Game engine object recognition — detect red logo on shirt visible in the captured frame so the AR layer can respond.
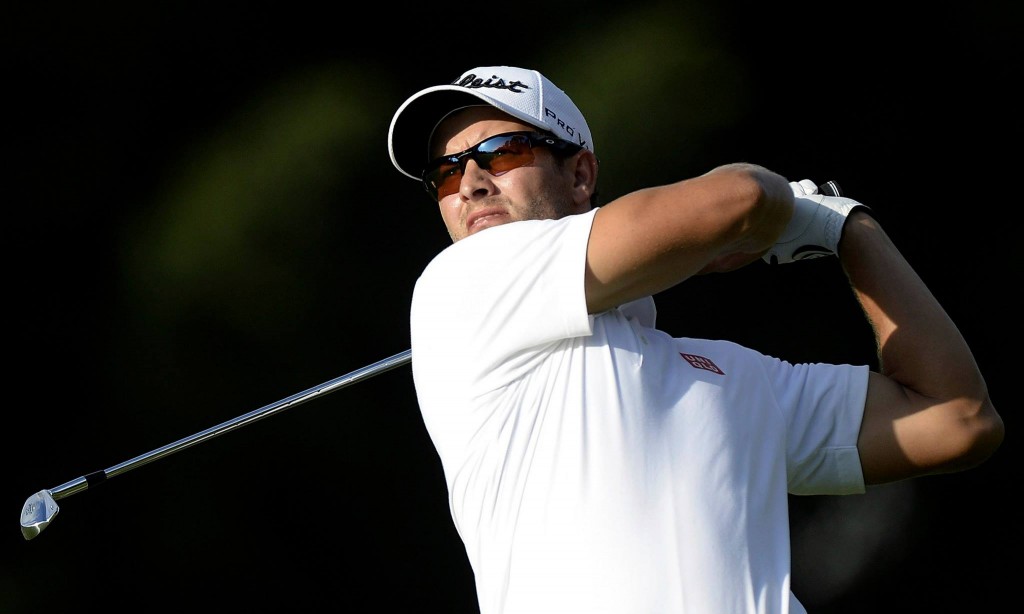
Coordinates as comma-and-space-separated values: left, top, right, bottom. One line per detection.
679, 353, 724, 375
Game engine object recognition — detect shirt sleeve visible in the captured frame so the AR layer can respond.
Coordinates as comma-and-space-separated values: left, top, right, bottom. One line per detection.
770, 358, 870, 495
410, 210, 598, 397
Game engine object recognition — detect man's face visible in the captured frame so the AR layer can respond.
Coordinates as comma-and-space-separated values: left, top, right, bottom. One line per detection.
428, 106, 590, 242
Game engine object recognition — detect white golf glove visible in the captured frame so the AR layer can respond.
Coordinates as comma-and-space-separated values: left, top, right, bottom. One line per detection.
762, 179, 870, 265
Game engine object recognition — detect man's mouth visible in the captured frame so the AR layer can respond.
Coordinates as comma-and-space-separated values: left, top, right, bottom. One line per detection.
467, 209, 509, 233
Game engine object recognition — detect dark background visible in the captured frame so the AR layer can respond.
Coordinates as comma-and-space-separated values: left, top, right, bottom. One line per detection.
4, 2, 1018, 612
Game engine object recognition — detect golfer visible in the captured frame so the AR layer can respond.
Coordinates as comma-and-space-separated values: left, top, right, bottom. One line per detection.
386, 65, 1003, 613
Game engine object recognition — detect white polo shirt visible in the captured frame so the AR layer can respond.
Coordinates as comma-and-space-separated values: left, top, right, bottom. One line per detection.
409, 208, 868, 614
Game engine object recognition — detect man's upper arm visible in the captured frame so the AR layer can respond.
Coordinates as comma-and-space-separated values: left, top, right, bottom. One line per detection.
584, 168, 790, 313
857, 371, 998, 484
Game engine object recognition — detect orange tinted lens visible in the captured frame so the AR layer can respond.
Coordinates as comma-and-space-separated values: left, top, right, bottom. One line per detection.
433, 163, 462, 200
477, 135, 533, 171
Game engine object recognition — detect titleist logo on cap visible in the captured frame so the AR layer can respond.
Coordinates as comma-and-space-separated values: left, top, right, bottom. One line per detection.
451, 72, 588, 149
453, 73, 530, 93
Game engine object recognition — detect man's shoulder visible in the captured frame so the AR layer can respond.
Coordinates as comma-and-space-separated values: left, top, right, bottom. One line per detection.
424, 212, 596, 273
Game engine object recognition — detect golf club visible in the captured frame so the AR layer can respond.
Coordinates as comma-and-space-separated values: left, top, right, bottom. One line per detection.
20, 348, 412, 540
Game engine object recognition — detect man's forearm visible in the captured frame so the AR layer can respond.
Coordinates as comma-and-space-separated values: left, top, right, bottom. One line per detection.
839, 210, 1002, 480
839, 211, 983, 397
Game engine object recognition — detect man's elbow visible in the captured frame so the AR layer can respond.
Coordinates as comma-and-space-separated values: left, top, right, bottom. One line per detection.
943, 396, 1004, 472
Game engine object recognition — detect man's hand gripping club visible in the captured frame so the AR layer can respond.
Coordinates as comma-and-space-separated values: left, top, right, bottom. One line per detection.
763, 179, 871, 265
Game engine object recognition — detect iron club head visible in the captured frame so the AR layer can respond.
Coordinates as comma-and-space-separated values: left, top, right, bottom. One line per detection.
21, 490, 59, 540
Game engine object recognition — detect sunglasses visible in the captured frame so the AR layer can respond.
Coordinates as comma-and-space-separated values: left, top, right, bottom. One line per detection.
421, 131, 583, 201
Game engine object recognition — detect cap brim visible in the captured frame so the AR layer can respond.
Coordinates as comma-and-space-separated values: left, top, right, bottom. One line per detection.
388, 86, 542, 181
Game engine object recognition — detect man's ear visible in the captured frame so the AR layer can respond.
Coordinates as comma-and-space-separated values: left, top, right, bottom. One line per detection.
571, 150, 599, 210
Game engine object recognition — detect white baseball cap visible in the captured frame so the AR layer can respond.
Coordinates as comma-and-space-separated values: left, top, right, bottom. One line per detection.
388, 66, 594, 181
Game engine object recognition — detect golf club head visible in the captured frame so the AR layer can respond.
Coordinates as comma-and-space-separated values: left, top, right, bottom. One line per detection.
21, 489, 59, 540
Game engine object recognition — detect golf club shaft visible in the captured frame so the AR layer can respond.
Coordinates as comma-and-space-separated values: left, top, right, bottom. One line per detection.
44, 349, 412, 502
